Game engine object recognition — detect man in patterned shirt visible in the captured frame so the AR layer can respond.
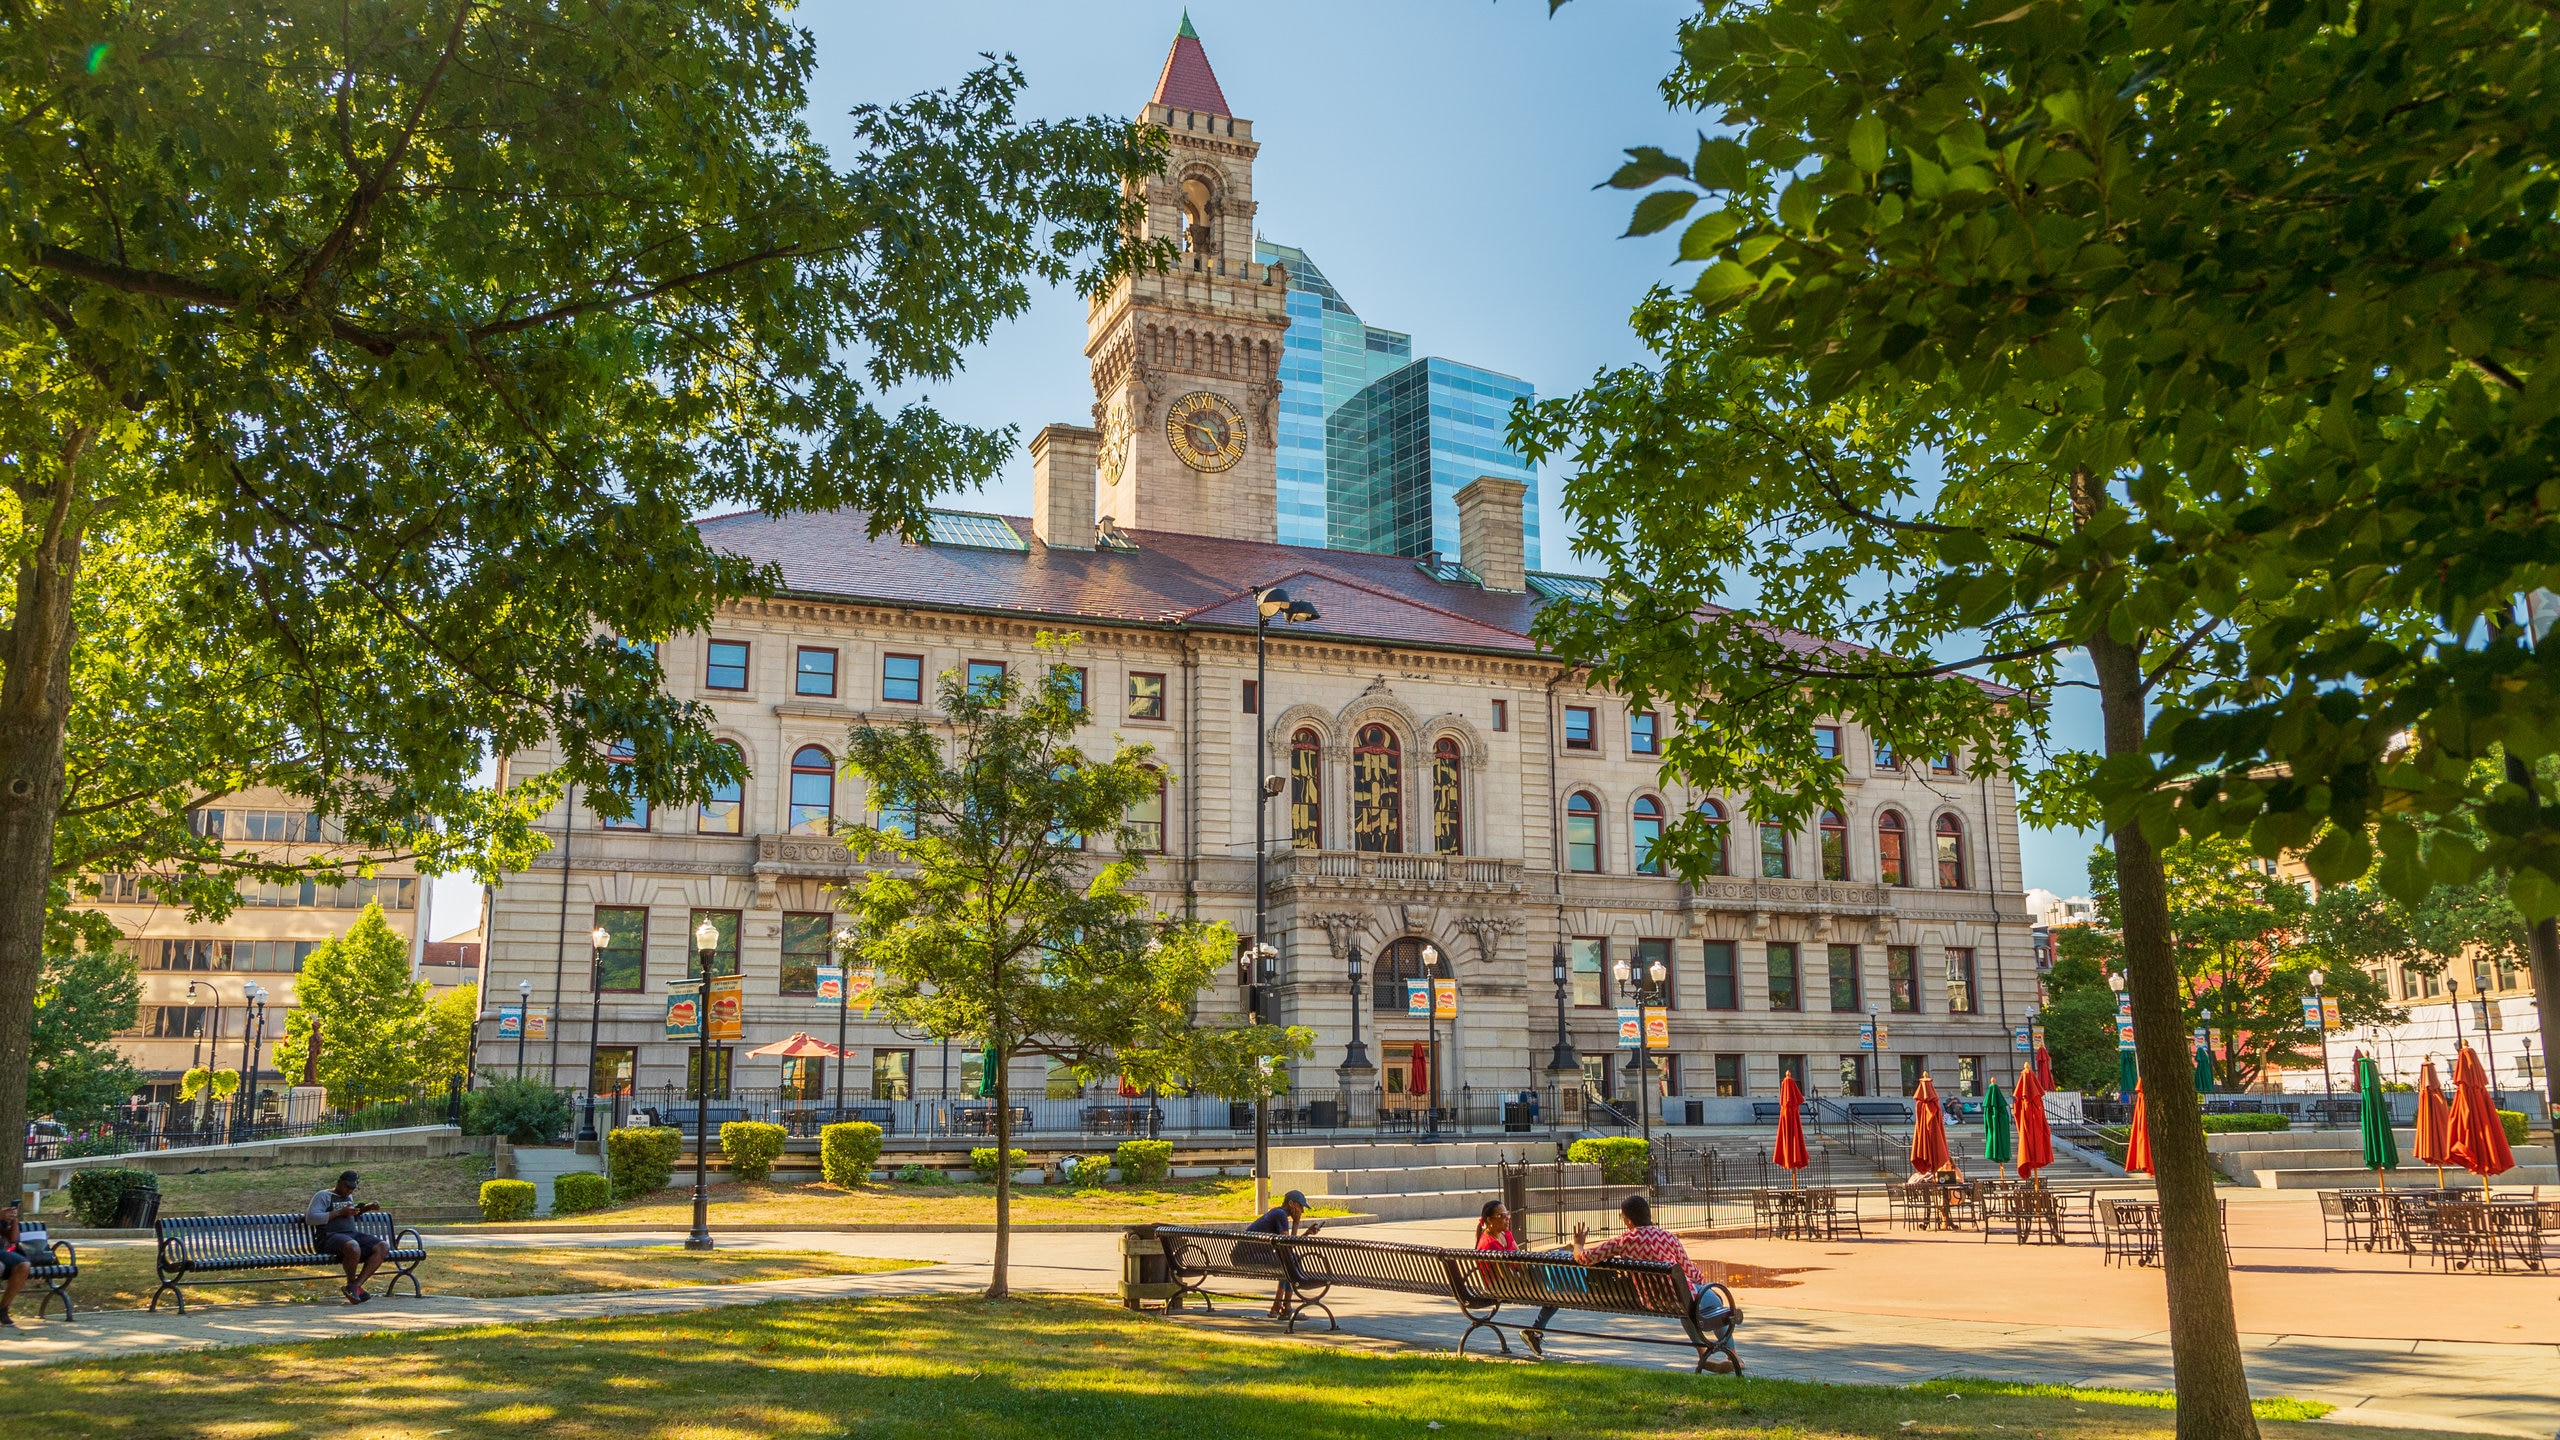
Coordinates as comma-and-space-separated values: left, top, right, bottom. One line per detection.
1521, 1194, 1713, 1358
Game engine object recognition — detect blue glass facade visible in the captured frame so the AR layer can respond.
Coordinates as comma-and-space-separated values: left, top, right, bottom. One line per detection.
1256, 240, 1536, 569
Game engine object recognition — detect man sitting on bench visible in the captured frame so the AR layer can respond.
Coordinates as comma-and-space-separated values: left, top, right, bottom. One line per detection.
308, 1170, 389, 1304
1521, 1195, 1712, 1358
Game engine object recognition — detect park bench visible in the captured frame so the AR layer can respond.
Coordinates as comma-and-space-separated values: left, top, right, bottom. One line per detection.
1845, 1100, 1910, 1123
152, 1212, 425, 1315
12, 1221, 79, 1320
1748, 1100, 1812, 1124
1145, 1226, 1744, 1374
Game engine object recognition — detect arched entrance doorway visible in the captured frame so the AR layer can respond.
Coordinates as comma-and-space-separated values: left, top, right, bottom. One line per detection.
1370, 937, 1443, 1124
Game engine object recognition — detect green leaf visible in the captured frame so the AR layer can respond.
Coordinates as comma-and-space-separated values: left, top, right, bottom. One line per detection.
1625, 189, 1699, 237
1689, 260, 1757, 307
1692, 136, 1753, 190
1849, 112, 1887, 174
1678, 210, 1743, 260
1778, 178, 1818, 234
1604, 145, 1692, 190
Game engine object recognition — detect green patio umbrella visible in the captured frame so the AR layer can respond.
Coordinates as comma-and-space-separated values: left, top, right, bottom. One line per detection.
975, 1044, 1000, 1098
2118, 1048, 2138, 1102
1982, 1079, 2015, 1178
2357, 1053, 2400, 1191
2193, 1042, 2218, 1095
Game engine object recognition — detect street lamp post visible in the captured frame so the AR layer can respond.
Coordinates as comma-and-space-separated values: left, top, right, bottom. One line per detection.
1248, 583, 1319, 1212
686, 918, 719, 1251
2308, 968, 2334, 1126
579, 924, 609, 1148
1614, 953, 1668, 1172
2473, 982, 2503, 1106
1421, 945, 1443, 1137
1546, 945, 1579, 1132
1340, 942, 1371, 1124
234, 983, 268, 1143
833, 926, 855, 1121
2107, 969, 2129, 1112
514, 977, 534, 1081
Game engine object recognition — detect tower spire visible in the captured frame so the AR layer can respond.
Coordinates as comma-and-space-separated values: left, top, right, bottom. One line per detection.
1151, 12, 1230, 116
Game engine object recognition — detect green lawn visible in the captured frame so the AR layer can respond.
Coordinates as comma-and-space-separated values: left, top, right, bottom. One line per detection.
0, 1295, 2462, 1440
60, 1244, 925, 1311
507, 1175, 1349, 1227
145, 1154, 490, 1216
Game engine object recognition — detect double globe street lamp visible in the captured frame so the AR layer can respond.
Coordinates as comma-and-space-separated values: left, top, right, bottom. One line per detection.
685, 917, 721, 1251
1247, 583, 1318, 1211
1614, 952, 1668, 1161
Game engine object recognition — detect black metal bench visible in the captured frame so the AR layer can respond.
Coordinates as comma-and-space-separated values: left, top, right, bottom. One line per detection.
12, 1222, 79, 1320
1151, 1224, 1301, 1313
1749, 1100, 1812, 1124
1846, 1100, 1910, 1122
152, 1212, 425, 1314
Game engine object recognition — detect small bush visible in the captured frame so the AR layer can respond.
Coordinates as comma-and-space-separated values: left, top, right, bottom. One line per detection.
820, 1122, 884, 1188
970, 1147, 1031, 1183
607, 1126, 682, 1201
66, 1167, 155, 1227
2200, 1113, 2291, 1133
550, 1171, 612, 1216
721, 1121, 788, 1182
478, 1179, 537, 1222
58, 1135, 126, 1160
2497, 1110, 2529, 1147
894, 1163, 947, 1185
463, 1077, 572, 1144
1066, 1155, 1112, 1187
1567, 1136, 1652, 1185
1113, 1139, 1174, 1183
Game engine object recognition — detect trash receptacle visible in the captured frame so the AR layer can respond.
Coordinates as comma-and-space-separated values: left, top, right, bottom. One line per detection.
113, 1179, 161, 1229
1120, 1226, 1184, 1310
1228, 1101, 1254, 1131
1503, 1102, 1531, 1133
1683, 1100, 1706, 1127
1306, 1099, 1340, 1129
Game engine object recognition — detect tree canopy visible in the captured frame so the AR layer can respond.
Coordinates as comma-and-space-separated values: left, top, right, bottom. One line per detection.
271, 902, 430, 1110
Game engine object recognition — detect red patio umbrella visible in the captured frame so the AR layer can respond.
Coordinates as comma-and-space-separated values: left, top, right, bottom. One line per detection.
1407, 1040, 1429, 1097
1771, 1072, 1811, 1189
2033, 1044, 2055, 1090
2123, 1080, 2153, 1176
1908, 1075, 1952, 1176
2443, 1044, 2515, 1192
743, 1031, 847, 1058
2014, 1067, 2056, 1186
2413, 1057, 2454, 1187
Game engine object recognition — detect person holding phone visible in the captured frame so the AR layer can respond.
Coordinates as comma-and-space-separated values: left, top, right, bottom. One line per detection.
307, 1170, 389, 1303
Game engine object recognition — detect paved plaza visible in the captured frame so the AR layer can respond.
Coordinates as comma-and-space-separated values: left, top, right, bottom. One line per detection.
2, 1193, 2552, 1437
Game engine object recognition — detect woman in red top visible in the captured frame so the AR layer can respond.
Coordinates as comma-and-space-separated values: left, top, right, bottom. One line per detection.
1475, 1199, 1519, 1252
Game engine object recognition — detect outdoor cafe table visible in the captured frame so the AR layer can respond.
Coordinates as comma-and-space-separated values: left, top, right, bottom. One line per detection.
1981, 1184, 2066, 1245
1758, 1187, 1837, 1240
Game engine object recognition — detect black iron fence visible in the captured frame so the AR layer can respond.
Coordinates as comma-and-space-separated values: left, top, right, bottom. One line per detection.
605, 1082, 1584, 1142
24, 1083, 465, 1162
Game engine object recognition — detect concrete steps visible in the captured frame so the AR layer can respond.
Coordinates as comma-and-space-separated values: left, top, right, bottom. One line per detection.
1268, 1141, 1585, 1222
2209, 1129, 2557, 1188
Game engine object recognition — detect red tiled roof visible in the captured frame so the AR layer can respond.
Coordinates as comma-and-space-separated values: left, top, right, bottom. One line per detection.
1150, 22, 1230, 116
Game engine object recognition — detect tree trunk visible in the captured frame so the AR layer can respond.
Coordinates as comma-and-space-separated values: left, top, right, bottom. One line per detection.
2086, 626, 2262, 1440
2504, 756, 2560, 1165
987, 1044, 1011, 1299
0, 431, 94, 1208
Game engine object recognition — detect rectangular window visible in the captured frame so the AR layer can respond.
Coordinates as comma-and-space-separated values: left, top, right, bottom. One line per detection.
871, 1049, 914, 1101
705, 640, 749, 691
1126, 772, 1166, 852
780, 912, 832, 997
882, 653, 924, 704
1777, 1054, 1807, 1092
1946, 947, 1978, 1014
1839, 1054, 1869, 1097
1630, 712, 1659, 755
780, 1056, 826, 1101
1889, 945, 1921, 1013
1814, 725, 1841, 760
591, 1046, 636, 1098
965, 660, 1006, 697
600, 741, 649, 830
1562, 706, 1596, 751
1660, 1054, 1683, 1098
1827, 944, 1860, 1013
1714, 1054, 1744, 1097
686, 1046, 734, 1100
686, 908, 741, 979
1057, 665, 1088, 715
795, 647, 838, 697
1491, 698, 1508, 732
1240, 679, 1258, 714
1873, 740, 1900, 770
1700, 941, 1738, 1010
593, 906, 647, 993
1900, 1055, 1927, 1097
1570, 937, 1605, 1008
1760, 822, 1791, 879
1958, 1055, 1984, 1097
1930, 754, 1958, 775
1127, 671, 1166, 720
1766, 942, 1800, 1012
1636, 937, 1675, 1010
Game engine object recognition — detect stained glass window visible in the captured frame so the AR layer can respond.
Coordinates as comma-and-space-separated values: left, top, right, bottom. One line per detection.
1431, 737, 1462, 855
1352, 725, 1403, 854
1289, 729, 1322, 849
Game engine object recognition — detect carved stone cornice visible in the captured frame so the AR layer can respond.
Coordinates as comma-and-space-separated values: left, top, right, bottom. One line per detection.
1456, 913, 1525, 967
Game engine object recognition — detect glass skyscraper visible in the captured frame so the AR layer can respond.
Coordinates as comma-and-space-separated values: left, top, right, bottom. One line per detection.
1256, 239, 1537, 569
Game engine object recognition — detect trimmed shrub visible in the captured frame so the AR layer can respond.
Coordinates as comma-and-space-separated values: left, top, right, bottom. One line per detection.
549, 1171, 612, 1216
820, 1122, 884, 1188
1567, 1136, 1652, 1185
894, 1163, 947, 1185
463, 1077, 572, 1144
1113, 1139, 1174, 1184
1066, 1155, 1112, 1187
2200, 1113, 2291, 1133
721, 1121, 788, 1182
607, 1126, 682, 1201
2497, 1110, 2529, 1147
970, 1147, 1031, 1183
58, 1135, 125, 1160
66, 1167, 155, 1227
479, 1179, 537, 1222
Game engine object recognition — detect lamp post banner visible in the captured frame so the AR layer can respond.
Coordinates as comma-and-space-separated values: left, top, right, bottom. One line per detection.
1643, 1007, 1669, 1051
1407, 980, 1429, 1017
816, 966, 844, 1005
497, 1007, 523, 1041
849, 967, 879, 1012
1616, 1007, 1641, 1046
665, 995, 701, 1041
1431, 978, 1458, 1019
708, 975, 744, 1040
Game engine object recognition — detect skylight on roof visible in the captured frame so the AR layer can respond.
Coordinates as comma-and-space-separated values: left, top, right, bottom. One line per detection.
921, 510, 1028, 552
1415, 556, 1482, 587
1527, 572, 1606, 603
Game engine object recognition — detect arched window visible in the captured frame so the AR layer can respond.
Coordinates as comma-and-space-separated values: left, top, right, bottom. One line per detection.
1289, 728, 1323, 850
1632, 796, 1666, 876
1352, 724, 1404, 854
1370, 936, 1437, 1019
1698, 799, 1729, 876
1431, 737, 1463, 855
1819, 808, 1848, 880
1935, 814, 1969, 889
599, 739, 649, 830
788, 745, 835, 836
698, 742, 745, 835
1878, 810, 1910, 887
1759, 818, 1791, 879
1565, 792, 1602, 873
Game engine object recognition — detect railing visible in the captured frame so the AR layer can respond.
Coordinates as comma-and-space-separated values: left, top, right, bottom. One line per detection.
24, 1083, 465, 1162
1266, 850, 1527, 891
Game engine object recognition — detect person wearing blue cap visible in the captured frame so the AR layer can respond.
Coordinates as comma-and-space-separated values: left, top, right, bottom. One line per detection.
1245, 1189, 1310, 1319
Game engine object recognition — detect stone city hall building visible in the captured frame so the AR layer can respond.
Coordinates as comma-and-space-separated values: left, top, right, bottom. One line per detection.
479, 22, 2033, 1127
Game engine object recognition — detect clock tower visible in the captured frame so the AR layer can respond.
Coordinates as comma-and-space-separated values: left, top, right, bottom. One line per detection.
1088, 15, 1290, 543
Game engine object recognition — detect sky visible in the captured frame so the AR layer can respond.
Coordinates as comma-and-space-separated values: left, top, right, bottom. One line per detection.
422, 1, 2101, 934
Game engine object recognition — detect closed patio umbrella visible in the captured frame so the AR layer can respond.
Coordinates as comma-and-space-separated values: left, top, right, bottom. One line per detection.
1908, 1075, 1952, 1175
2123, 1080, 2153, 1176
1771, 1072, 1810, 1189
2014, 1068, 2055, 1186
2117, 1048, 2138, 1103
2356, 1052, 2399, 1192
2444, 1044, 2515, 1193
976, 1044, 1000, 1098
1407, 1040, 1429, 1098
2413, 1058, 2455, 1188
2193, 1042, 2217, 1095
1982, 1079, 2015, 1178
2034, 1044, 2054, 1090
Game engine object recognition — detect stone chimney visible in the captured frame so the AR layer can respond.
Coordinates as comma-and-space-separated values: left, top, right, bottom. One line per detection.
1030, 424, 1099, 550
1455, 475, 1528, 591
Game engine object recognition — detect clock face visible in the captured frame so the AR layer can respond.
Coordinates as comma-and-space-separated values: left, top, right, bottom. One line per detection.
1165, 391, 1247, 472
